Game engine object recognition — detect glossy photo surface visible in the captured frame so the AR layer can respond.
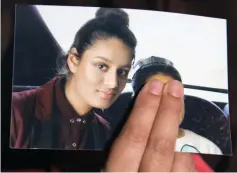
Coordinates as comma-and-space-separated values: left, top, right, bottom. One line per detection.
10, 5, 231, 156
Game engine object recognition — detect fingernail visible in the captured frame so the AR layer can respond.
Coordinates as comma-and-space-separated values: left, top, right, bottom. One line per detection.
165, 80, 183, 98
149, 79, 163, 95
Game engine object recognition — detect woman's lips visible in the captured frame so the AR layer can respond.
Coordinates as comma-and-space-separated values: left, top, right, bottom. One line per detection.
98, 91, 116, 100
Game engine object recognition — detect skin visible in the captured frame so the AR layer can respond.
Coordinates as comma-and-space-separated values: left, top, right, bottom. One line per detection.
147, 73, 185, 138
104, 79, 195, 172
65, 38, 132, 115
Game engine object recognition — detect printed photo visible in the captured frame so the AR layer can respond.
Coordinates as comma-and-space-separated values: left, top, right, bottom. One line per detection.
10, 4, 231, 156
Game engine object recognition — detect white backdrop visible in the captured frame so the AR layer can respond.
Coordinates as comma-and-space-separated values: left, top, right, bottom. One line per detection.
36, 5, 228, 103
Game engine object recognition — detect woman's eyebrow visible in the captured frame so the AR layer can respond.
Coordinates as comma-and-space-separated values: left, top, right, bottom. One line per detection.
93, 56, 131, 68
93, 56, 112, 62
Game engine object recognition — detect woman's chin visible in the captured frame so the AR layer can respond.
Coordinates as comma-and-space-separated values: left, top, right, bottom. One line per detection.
93, 103, 111, 109
99, 104, 111, 109
91, 100, 113, 109
90, 94, 118, 109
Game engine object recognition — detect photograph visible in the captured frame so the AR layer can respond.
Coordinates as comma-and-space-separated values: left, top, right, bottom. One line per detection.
10, 4, 231, 156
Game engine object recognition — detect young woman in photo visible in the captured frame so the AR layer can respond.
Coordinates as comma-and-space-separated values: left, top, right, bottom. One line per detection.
10, 7, 137, 150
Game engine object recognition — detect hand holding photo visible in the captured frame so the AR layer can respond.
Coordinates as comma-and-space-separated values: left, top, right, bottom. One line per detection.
11, 5, 231, 156
131, 56, 224, 155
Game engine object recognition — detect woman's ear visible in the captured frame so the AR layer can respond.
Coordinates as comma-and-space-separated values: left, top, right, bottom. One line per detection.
67, 48, 80, 74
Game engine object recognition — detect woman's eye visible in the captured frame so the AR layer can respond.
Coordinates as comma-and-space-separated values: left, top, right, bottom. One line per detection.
96, 64, 108, 71
117, 69, 129, 77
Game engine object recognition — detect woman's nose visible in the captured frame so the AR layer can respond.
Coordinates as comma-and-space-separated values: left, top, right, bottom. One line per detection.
104, 71, 118, 89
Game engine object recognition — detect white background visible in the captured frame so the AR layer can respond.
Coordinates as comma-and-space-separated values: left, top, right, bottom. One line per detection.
36, 5, 228, 103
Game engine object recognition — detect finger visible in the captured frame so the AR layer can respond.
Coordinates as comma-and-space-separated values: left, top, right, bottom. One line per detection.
139, 80, 184, 172
171, 152, 195, 172
105, 79, 164, 172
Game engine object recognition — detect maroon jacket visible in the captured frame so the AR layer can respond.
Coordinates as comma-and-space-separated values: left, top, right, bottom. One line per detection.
10, 77, 111, 150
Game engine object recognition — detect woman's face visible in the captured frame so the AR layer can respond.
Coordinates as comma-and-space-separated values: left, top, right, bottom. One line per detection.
147, 73, 185, 124
69, 38, 132, 109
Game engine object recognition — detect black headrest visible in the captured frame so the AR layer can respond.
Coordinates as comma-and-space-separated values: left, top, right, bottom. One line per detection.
181, 95, 231, 155
223, 104, 229, 117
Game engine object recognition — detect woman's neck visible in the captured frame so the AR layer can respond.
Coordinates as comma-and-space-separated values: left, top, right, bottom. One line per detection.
64, 78, 92, 116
